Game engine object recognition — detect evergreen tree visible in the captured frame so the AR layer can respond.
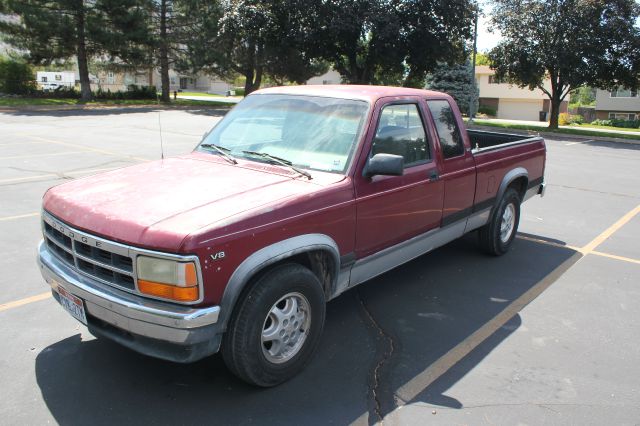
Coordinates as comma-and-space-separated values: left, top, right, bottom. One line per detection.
0, 0, 152, 101
426, 61, 478, 115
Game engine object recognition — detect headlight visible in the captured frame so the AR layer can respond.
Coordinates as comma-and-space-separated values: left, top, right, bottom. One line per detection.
136, 256, 199, 302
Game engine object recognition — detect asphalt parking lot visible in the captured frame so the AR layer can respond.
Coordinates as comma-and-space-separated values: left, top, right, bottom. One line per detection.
1, 107, 639, 425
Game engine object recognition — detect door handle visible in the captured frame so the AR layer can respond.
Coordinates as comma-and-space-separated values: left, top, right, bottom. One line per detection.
429, 171, 440, 182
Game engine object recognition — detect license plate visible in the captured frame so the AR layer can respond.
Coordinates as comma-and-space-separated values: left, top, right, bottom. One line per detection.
57, 286, 87, 325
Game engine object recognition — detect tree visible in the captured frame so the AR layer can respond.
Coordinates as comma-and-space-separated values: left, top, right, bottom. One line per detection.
0, 0, 152, 101
0, 55, 35, 94
426, 61, 478, 115
489, 0, 640, 129
207, 0, 326, 95
475, 52, 491, 66
570, 86, 596, 107
310, 0, 476, 87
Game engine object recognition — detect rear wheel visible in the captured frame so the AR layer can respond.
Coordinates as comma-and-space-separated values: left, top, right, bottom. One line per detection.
478, 188, 521, 256
221, 263, 325, 387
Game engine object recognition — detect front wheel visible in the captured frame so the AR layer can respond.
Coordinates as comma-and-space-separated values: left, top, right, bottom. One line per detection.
478, 188, 521, 256
221, 263, 326, 387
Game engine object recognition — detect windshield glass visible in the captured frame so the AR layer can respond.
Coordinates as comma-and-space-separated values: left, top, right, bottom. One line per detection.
198, 94, 370, 174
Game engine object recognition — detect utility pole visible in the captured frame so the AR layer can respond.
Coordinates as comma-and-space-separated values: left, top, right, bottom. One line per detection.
468, 2, 479, 122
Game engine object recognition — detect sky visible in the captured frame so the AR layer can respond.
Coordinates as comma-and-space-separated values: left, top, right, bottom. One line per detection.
476, 2, 502, 53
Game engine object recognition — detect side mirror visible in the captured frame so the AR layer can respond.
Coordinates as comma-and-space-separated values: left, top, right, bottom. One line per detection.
365, 153, 404, 177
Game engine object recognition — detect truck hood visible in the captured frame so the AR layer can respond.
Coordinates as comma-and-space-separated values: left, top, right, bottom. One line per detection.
43, 153, 340, 251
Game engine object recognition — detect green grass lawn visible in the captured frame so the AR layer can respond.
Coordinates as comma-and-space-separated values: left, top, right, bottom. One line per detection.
0, 97, 235, 108
469, 119, 640, 141
572, 123, 640, 133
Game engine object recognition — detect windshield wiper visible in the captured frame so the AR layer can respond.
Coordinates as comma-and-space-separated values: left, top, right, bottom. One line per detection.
241, 150, 312, 180
200, 143, 237, 164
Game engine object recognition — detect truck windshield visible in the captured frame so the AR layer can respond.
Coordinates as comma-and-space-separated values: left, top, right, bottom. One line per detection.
198, 94, 370, 174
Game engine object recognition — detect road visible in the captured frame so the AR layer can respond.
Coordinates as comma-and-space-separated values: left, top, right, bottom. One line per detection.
0, 107, 639, 425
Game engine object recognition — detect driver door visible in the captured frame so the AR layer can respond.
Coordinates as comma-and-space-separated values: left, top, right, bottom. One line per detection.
353, 99, 444, 258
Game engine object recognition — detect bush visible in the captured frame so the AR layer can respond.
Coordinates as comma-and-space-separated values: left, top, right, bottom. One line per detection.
233, 87, 245, 96
125, 84, 158, 99
93, 85, 157, 100
591, 118, 640, 128
0, 57, 36, 95
478, 106, 497, 116
559, 113, 584, 125
30, 86, 80, 99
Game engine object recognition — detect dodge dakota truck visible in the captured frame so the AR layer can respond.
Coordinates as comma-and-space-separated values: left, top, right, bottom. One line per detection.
38, 85, 546, 386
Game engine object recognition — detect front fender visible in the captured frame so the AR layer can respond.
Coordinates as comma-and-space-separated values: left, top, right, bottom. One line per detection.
216, 234, 340, 331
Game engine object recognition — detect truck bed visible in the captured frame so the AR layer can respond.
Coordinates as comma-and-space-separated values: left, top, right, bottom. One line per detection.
468, 129, 542, 152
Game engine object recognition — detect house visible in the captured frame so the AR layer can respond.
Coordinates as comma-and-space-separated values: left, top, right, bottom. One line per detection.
36, 71, 75, 90
475, 66, 568, 121
594, 88, 639, 120
92, 69, 151, 92
90, 68, 232, 95
154, 69, 233, 94
306, 69, 342, 85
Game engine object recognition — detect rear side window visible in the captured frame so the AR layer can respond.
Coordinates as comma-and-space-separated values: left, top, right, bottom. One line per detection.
371, 103, 429, 167
427, 100, 464, 158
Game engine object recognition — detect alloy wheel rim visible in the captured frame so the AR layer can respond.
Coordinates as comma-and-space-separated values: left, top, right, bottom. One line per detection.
261, 292, 311, 364
500, 203, 516, 243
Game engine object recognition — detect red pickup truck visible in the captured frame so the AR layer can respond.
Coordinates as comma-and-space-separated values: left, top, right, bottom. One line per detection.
38, 85, 545, 386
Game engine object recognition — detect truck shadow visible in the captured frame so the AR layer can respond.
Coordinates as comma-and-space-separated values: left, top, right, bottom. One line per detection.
34, 234, 579, 426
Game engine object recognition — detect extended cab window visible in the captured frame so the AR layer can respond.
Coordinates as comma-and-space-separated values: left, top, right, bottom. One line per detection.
371, 104, 428, 167
427, 100, 464, 158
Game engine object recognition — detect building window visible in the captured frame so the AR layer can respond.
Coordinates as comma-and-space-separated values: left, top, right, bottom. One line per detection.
488, 75, 503, 84
609, 112, 637, 120
41, 76, 47, 82
55, 74, 62, 81
610, 88, 637, 98
107, 72, 115, 85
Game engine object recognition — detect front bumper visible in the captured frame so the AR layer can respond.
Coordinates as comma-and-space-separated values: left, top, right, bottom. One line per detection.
38, 240, 222, 363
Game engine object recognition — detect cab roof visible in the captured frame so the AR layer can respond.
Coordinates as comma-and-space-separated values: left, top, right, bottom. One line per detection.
252, 85, 451, 103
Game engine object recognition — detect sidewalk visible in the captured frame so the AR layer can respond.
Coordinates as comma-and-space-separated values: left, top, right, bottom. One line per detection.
177, 95, 243, 104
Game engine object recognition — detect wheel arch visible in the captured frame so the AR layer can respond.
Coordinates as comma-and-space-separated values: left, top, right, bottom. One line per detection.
494, 167, 528, 214
217, 234, 340, 331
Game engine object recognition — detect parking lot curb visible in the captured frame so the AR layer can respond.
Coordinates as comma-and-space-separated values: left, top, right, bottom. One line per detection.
467, 123, 640, 146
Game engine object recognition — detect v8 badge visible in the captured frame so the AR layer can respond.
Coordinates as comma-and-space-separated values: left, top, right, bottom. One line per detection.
210, 251, 226, 261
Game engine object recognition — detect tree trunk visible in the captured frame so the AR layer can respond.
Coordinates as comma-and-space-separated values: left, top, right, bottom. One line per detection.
243, 44, 263, 95
549, 95, 562, 129
159, 0, 170, 103
243, 66, 262, 95
75, 3, 92, 102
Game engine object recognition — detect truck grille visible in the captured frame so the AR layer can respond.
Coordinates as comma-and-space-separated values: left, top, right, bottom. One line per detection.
42, 216, 136, 291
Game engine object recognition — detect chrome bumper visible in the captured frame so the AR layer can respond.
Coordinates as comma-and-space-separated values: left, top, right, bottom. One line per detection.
538, 182, 546, 197
37, 240, 222, 362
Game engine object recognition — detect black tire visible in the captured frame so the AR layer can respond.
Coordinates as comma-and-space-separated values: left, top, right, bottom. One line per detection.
478, 188, 521, 256
221, 263, 326, 387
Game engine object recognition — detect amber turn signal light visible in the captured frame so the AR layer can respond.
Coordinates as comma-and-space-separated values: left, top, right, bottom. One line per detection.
138, 279, 199, 302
